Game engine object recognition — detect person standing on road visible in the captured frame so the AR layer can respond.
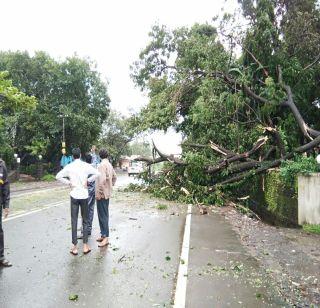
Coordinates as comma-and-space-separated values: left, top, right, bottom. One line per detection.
84, 153, 96, 236
60, 148, 71, 169
95, 149, 117, 247
0, 158, 12, 267
56, 148, 99, 256
90, 145, 100, 168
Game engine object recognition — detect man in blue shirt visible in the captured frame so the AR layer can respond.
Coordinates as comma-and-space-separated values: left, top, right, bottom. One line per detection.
60, 148, 72, 169
90, 145, 100, 168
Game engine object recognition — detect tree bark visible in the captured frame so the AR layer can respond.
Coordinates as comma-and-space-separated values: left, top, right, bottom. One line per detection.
215, 134, 320, 186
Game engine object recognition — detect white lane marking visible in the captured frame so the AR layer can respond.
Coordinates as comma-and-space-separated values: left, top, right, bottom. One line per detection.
3, 200, 67, 222
174, 204, 192, 308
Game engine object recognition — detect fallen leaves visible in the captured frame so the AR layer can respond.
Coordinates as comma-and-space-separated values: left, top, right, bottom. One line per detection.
69, 294, 78, 301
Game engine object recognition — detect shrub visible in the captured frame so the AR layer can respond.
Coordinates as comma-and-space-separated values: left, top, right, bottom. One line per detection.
303, 224, 320, 235
280, 155, 319, 189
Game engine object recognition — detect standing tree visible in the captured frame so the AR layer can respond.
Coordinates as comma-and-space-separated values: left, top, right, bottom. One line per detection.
0, 51, 110, 164
0, 71, 36, 164
98, 111, 137, 165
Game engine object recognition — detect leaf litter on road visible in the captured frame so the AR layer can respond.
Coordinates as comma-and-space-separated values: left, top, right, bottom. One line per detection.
69, 294, 78, 301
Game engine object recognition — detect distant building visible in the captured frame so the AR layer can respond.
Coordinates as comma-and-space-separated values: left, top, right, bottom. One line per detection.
118, 155, 141, 170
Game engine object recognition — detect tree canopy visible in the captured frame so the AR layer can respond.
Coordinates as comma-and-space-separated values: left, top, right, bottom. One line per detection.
0, 71, 37, 163
0, 51, 110, 165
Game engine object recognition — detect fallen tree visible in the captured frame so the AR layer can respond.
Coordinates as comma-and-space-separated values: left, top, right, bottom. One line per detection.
131, 0, 320, 203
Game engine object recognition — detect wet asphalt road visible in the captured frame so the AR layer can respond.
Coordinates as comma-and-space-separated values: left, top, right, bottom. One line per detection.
0, 174, 286, 307
0, 181, 185, 307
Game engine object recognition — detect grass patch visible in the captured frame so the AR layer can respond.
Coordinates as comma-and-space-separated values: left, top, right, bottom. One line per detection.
303, 224, 320, 234
41, 174, 56, 181
157, 204, 168, 210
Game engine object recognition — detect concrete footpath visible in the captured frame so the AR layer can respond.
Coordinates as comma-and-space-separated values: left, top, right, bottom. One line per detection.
186, 213, 285, 307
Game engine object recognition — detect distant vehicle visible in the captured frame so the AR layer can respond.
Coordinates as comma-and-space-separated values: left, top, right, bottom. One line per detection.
128, 161, 143, 176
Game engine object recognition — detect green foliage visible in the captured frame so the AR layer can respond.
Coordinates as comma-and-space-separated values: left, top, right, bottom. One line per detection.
249, 172, 299, 226
302, 224, 320, 234
0, 71, 36, 111
68, 294, 78, 301
98, 110, 134, 164
25, 139, 49, 156
41, 174, 56, 182
21, 164, 38, 177
184, 152, 211, 186
0, 51, 110, 164
280, 155, 319, 188
127, 141, 151, 157
123, 183, 145, 192
130, 0, 320, 206
156, 204, 167, 210
0, 71, 36, 165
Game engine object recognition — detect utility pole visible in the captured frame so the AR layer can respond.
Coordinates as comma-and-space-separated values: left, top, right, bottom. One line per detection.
59, 114, 67, 150
62, 116, 65, 144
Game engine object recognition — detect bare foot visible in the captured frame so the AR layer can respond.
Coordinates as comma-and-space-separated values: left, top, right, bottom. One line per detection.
96, 237, 104, 242
98, 238, 109, 247
70, 245, 78, 256
83, 244, 91, 254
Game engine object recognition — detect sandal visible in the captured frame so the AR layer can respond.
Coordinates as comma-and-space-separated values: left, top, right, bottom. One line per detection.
0, 259, 12, 267
96, 237, 104, 242
70, 249, 78, 256
83, 249, 91, 255
98, 241, 109, 248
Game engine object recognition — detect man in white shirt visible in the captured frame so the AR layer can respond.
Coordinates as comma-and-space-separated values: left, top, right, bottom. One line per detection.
56, 148, 99, 255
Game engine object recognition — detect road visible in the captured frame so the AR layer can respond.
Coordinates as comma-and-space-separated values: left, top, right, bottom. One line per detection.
0, 174, 285, 307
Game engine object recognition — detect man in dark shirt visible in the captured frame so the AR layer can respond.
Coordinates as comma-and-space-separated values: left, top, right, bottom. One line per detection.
0, 158, 12, 267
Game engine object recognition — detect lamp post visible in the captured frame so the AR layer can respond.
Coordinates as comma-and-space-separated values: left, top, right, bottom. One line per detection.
13, 154, 20, 181
62, 116, 65, 145
58, 114, 68, 152
37, 155, 43, 180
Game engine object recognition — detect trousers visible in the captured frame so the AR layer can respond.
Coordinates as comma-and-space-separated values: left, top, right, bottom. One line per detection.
71, 197, 89, 245
0, 207, 4, 261
87, 182, 95, 234
97, 198, 109, 237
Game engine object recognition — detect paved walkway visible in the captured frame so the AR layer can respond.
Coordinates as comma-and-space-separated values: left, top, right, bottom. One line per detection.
186, 213, 284, 307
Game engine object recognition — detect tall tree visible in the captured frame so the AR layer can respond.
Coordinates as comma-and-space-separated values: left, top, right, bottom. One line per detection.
0, 51, 110, 164
0, 71, 36, 164
98, 110, 137, 164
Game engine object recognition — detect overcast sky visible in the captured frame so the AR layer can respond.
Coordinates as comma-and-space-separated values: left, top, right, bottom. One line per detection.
1, 0, 237, 153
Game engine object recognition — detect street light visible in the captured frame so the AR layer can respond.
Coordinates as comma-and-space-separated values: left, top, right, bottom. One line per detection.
37, 154, 43, 180
13, 154, 20, 181
58, 114, 69, 149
